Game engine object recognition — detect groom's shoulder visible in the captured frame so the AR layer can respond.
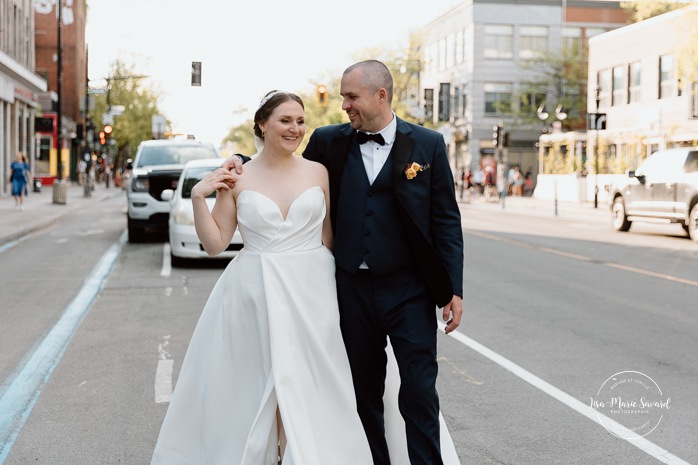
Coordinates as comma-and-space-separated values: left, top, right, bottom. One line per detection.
311, 123, 352, 139
399, 119, 442, 142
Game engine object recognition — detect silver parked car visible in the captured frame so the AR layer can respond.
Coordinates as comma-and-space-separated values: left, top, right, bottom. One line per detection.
161, 158, 243, 266
609, 148, 698, 242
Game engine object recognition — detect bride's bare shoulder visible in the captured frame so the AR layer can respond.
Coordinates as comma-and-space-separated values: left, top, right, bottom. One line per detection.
298, 156, 328, 176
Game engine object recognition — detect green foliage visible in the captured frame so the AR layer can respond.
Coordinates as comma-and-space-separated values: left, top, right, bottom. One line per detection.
516, 46, 588, 131
92, 59, 167, 166
620, 1, 689, 22
221, 41, 431, 155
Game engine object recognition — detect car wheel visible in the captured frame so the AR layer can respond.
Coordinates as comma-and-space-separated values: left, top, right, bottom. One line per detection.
170, 252, 186, 268
611, 196, 632, 232
127, 216, 146, 243
688, 203, 698, 243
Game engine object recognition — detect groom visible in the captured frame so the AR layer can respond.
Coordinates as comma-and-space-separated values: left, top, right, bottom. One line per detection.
304, 60, 462, 465
227, 60, 463, 465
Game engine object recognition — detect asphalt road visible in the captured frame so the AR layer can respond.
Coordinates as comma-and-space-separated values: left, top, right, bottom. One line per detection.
1, 194, 696, 464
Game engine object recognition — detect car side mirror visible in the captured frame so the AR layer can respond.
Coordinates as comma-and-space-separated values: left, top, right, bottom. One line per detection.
635, 173, 646, 184
161, 189, 174, 201
126, 160, 133, 170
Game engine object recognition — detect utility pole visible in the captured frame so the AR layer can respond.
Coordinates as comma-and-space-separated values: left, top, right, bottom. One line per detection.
52, 0, 67, 204
56, 0, 63, 181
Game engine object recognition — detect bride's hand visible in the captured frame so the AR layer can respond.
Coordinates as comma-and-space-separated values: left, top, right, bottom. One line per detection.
191, 168, 237, 199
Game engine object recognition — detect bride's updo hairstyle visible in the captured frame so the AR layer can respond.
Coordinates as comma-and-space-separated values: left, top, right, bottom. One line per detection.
253, 90, 305, 141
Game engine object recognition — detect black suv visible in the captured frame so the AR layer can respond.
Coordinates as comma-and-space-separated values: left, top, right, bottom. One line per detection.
610, 148, 698, 242
126, 139, 219, 242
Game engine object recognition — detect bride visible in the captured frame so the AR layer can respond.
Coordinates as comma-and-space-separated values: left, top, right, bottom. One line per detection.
150, 91, 460, 465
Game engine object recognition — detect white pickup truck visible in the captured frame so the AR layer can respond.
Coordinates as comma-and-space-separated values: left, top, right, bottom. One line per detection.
609, 148, 698, 242
126, 139, 219, 242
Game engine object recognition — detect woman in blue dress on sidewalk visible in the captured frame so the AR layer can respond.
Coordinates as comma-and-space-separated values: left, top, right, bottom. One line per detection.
7, 152, 32, 211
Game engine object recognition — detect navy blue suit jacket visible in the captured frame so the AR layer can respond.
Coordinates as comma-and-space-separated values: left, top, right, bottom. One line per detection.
302, 117, 463, 307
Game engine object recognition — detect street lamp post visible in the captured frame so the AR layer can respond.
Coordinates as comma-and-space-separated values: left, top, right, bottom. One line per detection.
593, 85, 602, 209
537, 102, 568, 215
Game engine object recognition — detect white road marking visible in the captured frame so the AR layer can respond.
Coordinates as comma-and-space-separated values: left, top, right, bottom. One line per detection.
161, 243, 172, 277
440, 323, 691, 465
155, 336, 173, 404
154, 360, 174, 404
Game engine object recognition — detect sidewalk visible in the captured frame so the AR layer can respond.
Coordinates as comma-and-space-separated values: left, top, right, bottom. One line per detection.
458, 191, 611, 224
0, 182, 124, 246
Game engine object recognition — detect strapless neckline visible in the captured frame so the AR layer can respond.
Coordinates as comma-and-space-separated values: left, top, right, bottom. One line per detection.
237, 186, 322, 222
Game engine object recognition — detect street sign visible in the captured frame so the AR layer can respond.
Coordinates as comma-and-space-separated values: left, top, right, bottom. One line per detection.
191, 62, 202, 86
102, 112, 114, 125
152, 115, 167, 138
110, 105, 125, 116
587, 112, 607, 130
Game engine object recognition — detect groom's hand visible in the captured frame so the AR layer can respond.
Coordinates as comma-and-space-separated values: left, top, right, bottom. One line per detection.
442, 295, 462, 334
221, 155, 244, 175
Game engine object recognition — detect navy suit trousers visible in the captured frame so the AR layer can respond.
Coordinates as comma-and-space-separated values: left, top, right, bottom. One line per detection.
336, 267, 444, 465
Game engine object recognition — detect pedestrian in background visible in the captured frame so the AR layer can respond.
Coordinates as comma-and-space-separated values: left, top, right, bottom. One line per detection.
8, 152, 31, 211
78, 158, 87, 186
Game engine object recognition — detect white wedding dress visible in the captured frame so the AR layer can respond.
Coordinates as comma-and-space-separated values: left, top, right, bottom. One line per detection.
151, 186, 460, 465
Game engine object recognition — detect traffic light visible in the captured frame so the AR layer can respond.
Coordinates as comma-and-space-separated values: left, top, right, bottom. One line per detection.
99, 131, 106, 145
103, 125, 113, 145
492, 125, 501, 148
316, 84, 328, 107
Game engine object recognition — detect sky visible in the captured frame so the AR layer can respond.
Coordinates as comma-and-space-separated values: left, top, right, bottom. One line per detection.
85, 0, 460, 146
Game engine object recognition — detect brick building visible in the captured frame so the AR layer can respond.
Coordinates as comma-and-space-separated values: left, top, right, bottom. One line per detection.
34, 0, 87, 181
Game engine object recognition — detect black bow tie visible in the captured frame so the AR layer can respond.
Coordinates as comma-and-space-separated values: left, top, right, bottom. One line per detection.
357, 131, 385, 146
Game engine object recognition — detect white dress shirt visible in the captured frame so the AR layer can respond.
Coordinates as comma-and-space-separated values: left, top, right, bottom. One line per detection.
359, 113, 397, 185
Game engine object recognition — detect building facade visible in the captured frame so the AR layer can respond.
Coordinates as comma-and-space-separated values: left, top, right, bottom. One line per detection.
1, 0, 47, 195
536, 5, 698, 203
415, 0, 626, 186
587, 5, 698, 169
34, 0, 87, 181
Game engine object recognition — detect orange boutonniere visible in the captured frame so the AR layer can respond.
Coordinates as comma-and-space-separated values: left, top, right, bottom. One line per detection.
404, 162, 430, 180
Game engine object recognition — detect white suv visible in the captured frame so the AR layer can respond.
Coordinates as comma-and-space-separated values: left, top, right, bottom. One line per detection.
126, 139, 219, 242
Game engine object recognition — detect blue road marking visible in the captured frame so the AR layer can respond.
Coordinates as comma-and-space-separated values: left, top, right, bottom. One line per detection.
0, 231, 126, 463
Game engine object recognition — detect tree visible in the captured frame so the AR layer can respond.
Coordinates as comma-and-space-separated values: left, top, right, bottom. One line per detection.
92, 59, 168, 168
514, 46, 588, 131
620, 1, 689, 22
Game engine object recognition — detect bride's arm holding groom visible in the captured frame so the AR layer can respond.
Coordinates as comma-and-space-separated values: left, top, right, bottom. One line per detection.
190, 167, 239, 256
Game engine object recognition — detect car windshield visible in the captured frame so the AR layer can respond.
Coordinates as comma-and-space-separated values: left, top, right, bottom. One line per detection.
137, 145, 217, 167
684, 152, 698, 173
181, 166, 218, 199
